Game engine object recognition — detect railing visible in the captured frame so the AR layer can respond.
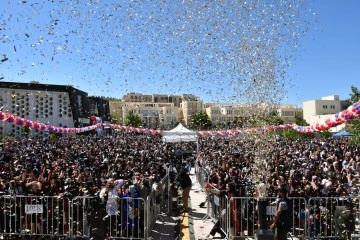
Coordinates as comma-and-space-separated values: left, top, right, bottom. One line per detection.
195, 166, 360, 239
0, 195, 71, 238
195, 163, 210, 190
222, 197, 307, 239
307, 197, 360, 239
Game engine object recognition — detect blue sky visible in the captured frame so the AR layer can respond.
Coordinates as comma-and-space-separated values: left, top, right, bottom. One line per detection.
1, 0, 359, 106
286, 0, 360, 105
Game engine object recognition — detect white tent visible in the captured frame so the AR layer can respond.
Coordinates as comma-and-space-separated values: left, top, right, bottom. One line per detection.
162, 123, 198, 142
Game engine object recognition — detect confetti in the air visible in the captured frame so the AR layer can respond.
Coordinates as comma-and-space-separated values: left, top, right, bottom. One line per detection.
0, 0, 314, 104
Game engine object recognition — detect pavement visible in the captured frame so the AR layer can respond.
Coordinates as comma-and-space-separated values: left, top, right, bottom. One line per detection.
148, 168, 218, 240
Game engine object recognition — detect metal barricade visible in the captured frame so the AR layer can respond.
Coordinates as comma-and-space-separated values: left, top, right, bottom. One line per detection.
146, 173, 170, 237
158, 172, 170, 216
195, 165, 210, 190
0, 195, 70, 238
223, 197, 307, 239
308, 197, 360, 239
202, 184, 221, 223
71, 195, 147, 239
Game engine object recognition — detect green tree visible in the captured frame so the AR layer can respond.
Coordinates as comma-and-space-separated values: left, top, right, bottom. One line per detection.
318, 130, 332, 138
265, 110, 284, 126
294, 115, 309, 126
124, 110, 142, 127
110, 113, 119, 124
189, 111, 212, 130
345, 85, 360, 145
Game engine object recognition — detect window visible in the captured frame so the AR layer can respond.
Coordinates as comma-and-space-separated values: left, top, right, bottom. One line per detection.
330, 105, 335, 109
323, 105, 328, 109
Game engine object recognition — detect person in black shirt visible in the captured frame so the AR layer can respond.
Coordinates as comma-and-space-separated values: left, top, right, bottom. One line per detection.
175, 163, 192, 212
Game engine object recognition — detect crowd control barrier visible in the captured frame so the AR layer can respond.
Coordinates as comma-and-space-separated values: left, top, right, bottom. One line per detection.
222, 197, 307, 239
307, 197, 360, 239
71, 195, 147, 239
146, 170, 171, 237
0, 195, 71, 239
195, 164, 210, 190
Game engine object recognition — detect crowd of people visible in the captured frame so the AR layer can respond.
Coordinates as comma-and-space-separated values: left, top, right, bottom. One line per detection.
196, 136, 360, 239
0, 130, 359, 239
0, 132, 195, 239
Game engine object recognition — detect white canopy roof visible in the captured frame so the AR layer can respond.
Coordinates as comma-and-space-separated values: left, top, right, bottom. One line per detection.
162, 123, 198, 142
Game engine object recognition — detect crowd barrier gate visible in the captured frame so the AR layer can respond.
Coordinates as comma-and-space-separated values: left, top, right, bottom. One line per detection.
146, 171, 171, 237
195, 164, 210, 190
222, 197, 307, 239
307, 197, 360, 239
0, 195, 71, 239
71, 195, 147, 239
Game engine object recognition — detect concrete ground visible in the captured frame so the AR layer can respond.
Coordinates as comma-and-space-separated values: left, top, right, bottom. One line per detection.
148, 167, 216, 240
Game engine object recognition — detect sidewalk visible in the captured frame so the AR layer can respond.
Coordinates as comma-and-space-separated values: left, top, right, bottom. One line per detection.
148, 168, 218, 240
186, 169, 219, 240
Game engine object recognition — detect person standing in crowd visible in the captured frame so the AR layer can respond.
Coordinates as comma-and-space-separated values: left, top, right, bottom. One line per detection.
270, 187, 293, 240
206, 181, 239, 239
100, 177, 123, 236
175, 162, 192, 212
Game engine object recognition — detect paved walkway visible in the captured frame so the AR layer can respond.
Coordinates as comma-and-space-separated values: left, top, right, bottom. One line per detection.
149, 168, 218, 240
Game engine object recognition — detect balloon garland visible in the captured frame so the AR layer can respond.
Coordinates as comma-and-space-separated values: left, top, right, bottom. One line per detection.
1, 99, 359, 136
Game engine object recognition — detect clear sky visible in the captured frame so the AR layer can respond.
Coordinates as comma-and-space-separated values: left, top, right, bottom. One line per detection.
286, 0, 360, 106
1, 0, 359, 106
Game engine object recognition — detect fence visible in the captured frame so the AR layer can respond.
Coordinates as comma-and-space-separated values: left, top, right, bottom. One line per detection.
71, 195, 147, 239
0, 195, 71, 238
222, 197, 307, 239
195, 163, 210, 190
146, 171, 171, 235
307, 197, 360, 239
0, 191, 167, 240
195, 166, 360, 239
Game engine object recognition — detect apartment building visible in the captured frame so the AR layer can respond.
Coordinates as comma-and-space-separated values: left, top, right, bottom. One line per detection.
303, 95, 348, 131
205, 104, 244, 127
277, 105, 303, 124
179, 100, 204, 126
122, 93, 198, 107
0, 81, 91, 136
120, 102, 178, 129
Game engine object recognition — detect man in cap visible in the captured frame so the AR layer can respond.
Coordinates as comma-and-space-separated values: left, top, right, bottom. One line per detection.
270, 186, 293, 240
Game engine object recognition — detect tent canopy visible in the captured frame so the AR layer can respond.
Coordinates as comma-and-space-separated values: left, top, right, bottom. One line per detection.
162, 123, 198, 142
332, 130, 353, 138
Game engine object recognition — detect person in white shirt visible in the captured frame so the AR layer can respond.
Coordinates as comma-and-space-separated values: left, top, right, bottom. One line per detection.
100, 178, 124, 236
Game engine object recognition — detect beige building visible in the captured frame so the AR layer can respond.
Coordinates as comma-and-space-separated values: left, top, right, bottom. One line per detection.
179, 100, 204, 126
204, 104, 248, 127
302, 95, 348, 132
122, 93, 198, 107
109, 100, 178, 129
277, 105, 303, 124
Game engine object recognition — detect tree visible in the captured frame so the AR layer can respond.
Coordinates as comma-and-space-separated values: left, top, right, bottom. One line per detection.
110, 113, 119, 124
345, 85, 360, 145
318, 130, 332, 138
294, 115, 309, 126
264, 110, 284, 126
124, 110, 142, 127
189, 111, 212, 130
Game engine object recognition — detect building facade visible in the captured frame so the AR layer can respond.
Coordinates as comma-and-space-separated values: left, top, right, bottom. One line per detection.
120, 102, 178, 129
122, 93, 198, 107
277, 105, 303, 124
180, 100, 204, 126
0, 81, 110, 137
303, 95, 348, 132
